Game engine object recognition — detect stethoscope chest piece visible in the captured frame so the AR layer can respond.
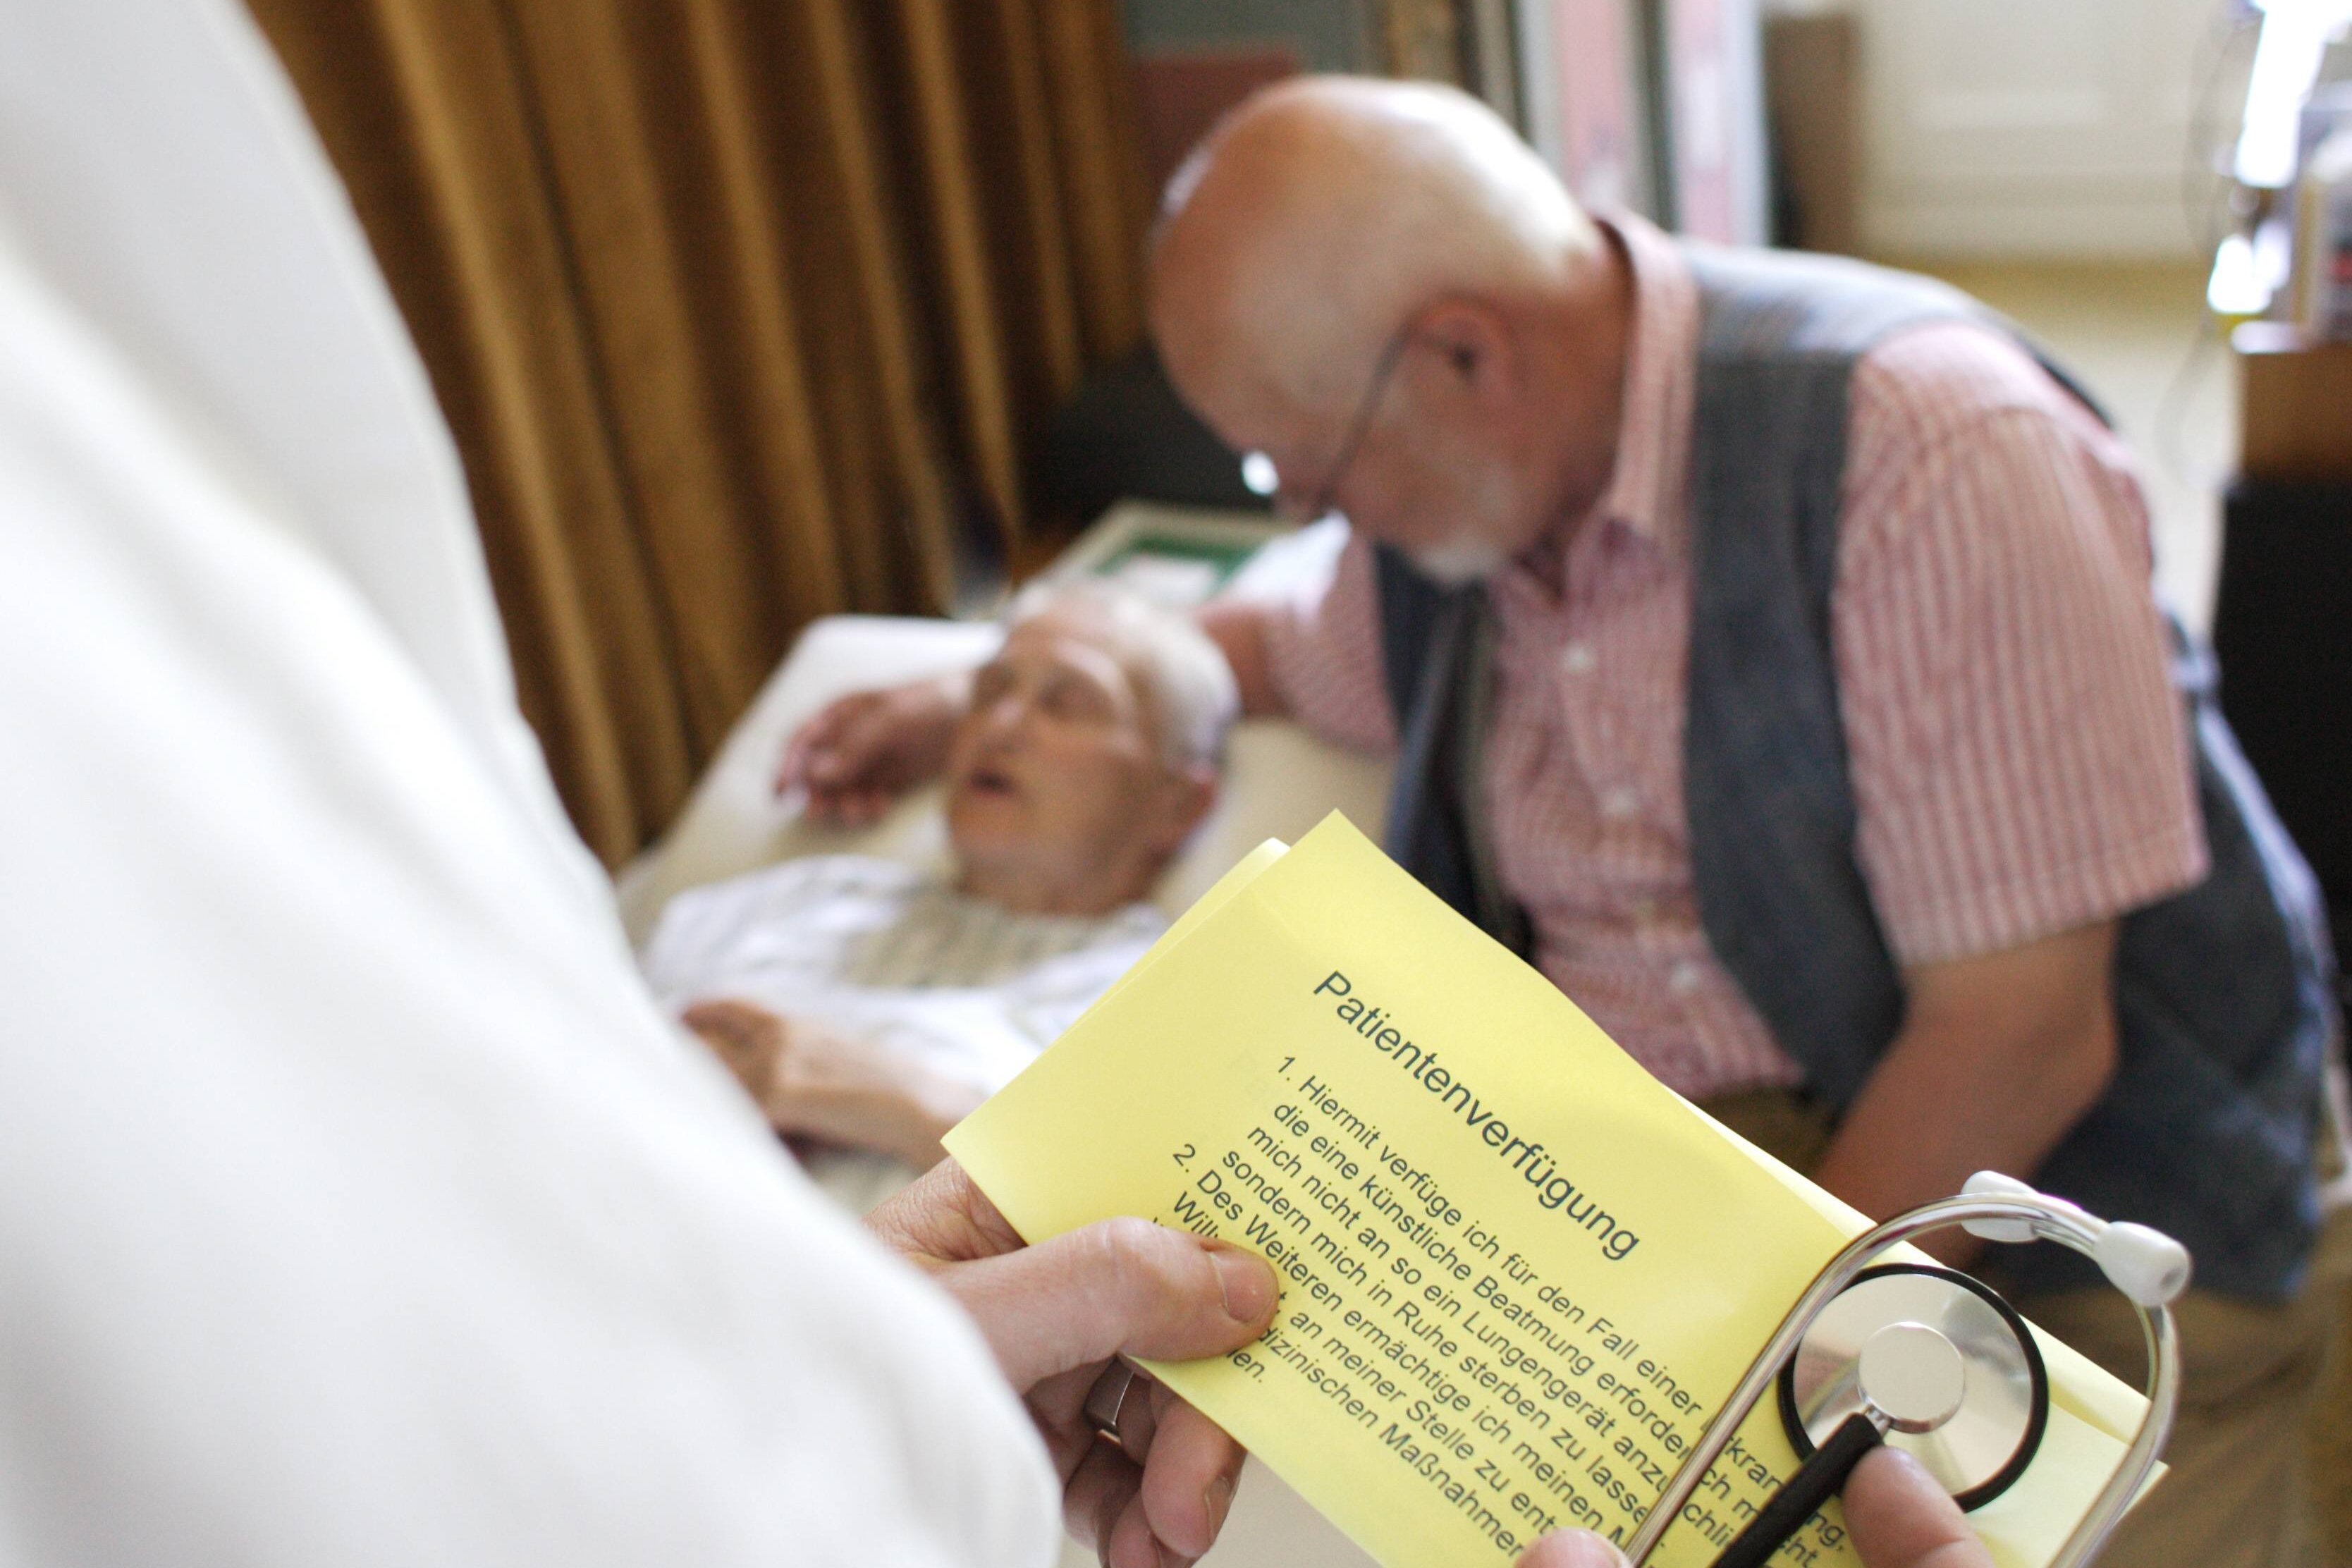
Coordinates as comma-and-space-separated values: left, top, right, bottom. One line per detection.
1779, 1263, 2049, 1511
1628, 1176, 2182, 1568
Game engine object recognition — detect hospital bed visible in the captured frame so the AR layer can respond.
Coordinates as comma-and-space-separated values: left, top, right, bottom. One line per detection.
614, 513, 1387, 1565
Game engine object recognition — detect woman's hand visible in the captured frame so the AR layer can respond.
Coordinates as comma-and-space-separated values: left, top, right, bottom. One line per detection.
773, 673, 970, 826
679, 998, 985, 1168
868, 1161, 1279, 1568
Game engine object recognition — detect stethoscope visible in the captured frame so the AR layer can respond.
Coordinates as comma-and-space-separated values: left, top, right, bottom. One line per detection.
1625, 1171, 2191, 1568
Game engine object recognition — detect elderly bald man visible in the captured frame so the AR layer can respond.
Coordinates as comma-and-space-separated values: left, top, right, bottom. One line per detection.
784, 77, 2342, 1567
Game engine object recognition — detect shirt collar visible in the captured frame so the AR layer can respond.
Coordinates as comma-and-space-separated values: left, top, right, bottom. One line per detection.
1583, 212, 1698, 558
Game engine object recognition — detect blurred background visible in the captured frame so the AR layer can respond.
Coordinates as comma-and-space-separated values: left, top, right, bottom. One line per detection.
239, 0, 2348, 955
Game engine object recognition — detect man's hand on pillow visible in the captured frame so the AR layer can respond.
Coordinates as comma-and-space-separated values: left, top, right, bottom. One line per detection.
679, 998, 986, 1168
774, 673, 969, 825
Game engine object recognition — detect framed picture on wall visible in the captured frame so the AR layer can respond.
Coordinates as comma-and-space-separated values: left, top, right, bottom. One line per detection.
1120, 0, 1527, 197
1122, 0, 1382, 195
1516, 0, 1768, 243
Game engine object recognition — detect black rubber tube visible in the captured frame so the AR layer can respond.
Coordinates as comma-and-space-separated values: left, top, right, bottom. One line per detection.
1709, 1411, 1883, 1568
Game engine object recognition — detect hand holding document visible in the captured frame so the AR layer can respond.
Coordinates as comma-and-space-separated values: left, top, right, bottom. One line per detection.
945, 816, 2151, 1568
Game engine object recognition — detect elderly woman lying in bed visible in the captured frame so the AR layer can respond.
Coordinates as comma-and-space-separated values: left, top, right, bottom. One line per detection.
638, 584, 1237, 1204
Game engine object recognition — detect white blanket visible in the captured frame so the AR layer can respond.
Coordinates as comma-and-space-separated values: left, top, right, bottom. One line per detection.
642, 854, 1163, 1208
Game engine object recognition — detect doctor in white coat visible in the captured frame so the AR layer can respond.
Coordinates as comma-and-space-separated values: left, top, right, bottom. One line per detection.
0, 2, 1991, 1565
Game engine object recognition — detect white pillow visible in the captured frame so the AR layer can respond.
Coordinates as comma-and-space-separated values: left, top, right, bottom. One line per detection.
613, 614, 1393, 945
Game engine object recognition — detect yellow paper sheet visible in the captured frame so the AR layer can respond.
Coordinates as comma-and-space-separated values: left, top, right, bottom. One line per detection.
947, 815, 2148, 1568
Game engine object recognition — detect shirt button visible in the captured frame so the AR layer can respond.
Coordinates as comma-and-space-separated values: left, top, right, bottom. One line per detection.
1668, 960, 1705, 996
1599, 786, 1639, 821
1562, 642, 1597, 675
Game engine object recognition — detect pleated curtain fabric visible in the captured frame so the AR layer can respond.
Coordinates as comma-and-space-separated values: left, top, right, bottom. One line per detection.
243, 0, 1153, 866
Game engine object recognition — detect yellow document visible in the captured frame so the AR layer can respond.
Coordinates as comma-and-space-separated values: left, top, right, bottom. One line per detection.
945, 815, 2148, 1568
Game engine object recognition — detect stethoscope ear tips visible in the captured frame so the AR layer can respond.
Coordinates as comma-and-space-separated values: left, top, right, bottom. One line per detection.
1960, 1170, 2193, 1306
2096, 1223, 2193, 1307
1957, 1170, 2044, 1243
1639, 1180, 2190, 1568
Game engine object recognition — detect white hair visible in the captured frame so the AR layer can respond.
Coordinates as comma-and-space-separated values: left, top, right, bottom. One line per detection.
1159, 78, 1599, 412
1003, 580, 1239, 770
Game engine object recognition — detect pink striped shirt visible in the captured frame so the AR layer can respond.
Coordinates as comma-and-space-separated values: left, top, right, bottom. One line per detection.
1260, 214, 2206, 1100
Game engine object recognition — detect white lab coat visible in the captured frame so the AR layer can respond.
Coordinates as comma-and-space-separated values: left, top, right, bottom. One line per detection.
0, 1, 1058, 1562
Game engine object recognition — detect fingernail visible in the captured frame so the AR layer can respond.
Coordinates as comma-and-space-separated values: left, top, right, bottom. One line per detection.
1202, 1473, 1235, 1536
1538, 1530, 1630, 1568
1208, 1244, 1278, 1325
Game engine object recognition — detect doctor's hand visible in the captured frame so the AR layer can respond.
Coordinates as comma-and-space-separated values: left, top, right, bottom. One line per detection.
868, 1160, 1280, 1568
1515, 1447, 1993, 1568
774, 673, 969, 825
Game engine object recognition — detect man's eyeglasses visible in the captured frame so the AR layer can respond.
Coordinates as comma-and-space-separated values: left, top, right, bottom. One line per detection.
1241, 324, 1414, 524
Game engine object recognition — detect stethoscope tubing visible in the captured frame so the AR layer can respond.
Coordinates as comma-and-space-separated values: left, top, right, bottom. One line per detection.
1623, 1190, 2180, 1568
1711, 1411, 1885, 1568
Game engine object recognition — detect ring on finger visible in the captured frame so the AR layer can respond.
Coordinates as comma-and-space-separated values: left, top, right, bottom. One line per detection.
1083, 1360, 1142, 1456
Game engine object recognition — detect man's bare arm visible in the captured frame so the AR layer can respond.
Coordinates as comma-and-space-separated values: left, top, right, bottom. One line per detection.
680, 998, 987, 1169
1195, 597, 1290, 719
1810, 919, 2120, 1262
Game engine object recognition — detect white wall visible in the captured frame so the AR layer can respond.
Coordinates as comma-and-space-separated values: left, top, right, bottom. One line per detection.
1720, 0, 1775, 244
1854, 0, 2248, 260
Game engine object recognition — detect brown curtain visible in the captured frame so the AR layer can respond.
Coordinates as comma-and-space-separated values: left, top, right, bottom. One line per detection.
243, 0, 1153, 866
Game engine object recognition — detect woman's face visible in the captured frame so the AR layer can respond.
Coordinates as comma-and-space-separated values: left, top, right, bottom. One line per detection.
943, 611, 1182, 912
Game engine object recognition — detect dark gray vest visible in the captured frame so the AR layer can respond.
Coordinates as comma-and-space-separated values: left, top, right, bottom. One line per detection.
1378, 244, 2339, 1300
